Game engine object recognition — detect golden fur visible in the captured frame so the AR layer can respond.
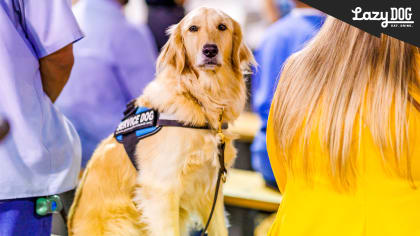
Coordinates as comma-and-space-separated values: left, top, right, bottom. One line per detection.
68, 7, 255, 236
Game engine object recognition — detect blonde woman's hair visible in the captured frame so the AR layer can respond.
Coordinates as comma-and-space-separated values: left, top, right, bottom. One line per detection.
272, 17, 420, 187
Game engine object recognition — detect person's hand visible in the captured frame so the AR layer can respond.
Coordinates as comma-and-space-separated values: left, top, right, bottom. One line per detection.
0, 117, 10, 141
175, 0, 185, 5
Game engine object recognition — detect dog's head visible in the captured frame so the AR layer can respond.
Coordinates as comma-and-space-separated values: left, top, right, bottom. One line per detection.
157, 7, 254, 75
150, 7, 255, 126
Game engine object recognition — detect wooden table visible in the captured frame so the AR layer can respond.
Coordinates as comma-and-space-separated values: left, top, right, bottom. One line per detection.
229, 112, 261, 143
223, 169, 282, 212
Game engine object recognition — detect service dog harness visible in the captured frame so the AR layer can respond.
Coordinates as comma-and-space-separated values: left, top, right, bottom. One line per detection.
114, 101, 228, 235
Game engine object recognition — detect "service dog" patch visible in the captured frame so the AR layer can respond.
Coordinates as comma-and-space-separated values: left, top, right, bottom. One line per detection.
114, 108, 157, 136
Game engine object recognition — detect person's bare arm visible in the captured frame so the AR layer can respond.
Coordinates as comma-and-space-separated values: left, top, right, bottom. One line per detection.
39, 44, 74, 103
0, 117, 9, 142
263, 0, 280, 23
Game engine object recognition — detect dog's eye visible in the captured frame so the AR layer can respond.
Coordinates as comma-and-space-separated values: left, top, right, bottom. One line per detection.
218, 24, 227, 31
189, 25, 199, 32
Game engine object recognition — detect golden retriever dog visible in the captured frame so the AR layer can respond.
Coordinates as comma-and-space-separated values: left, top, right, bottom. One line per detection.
68, 7, 255, 236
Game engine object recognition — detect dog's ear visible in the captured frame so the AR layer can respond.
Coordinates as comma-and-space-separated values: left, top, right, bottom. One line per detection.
156, 23, 186, 74
231, 19, 256, 73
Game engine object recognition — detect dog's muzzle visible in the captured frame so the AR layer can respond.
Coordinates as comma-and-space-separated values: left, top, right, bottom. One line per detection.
199, 44, 221, 68
202, 44, 218, 58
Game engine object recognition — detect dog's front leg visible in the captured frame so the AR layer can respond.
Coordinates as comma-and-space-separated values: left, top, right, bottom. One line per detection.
136, 185, 181, 236
200, 190, 228, 236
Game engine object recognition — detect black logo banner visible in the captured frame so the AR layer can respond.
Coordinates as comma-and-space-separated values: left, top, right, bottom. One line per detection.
115, 109, 157, 136
300, 0, 420, 47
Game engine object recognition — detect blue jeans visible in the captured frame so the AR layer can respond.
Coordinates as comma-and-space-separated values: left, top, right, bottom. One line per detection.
0, 197, 52, 236
251, 132, 278, 189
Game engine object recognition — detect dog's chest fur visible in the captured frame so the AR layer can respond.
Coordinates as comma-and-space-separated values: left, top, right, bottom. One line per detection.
134, 126, 236, 226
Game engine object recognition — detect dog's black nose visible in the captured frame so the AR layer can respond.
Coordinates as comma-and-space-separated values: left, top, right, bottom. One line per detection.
202, 44, 218, 58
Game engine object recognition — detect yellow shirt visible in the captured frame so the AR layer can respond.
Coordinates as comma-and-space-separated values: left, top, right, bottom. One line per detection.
267, 95, 420, 235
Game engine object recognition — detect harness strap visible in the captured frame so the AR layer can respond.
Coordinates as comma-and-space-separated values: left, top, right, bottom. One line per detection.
114, 103, 228, 171
122, 129, 163, 171
123, 132, 139, 170
157, 119, 228, 130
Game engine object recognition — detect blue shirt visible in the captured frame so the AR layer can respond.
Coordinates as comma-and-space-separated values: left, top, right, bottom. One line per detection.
0, 0, 83, 199
56, 0, 156, 167
251, 9, 325, 184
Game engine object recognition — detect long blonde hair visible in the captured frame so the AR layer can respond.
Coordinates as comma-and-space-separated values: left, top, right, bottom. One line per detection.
271, 17, 420, 187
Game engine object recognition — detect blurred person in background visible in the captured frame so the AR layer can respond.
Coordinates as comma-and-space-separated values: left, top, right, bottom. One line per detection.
57, 0, 156, 169
263, 0, 294, 23
146, 0, 185, 51
0, 0, 82, 235
251, 0, 324, 188
267, 17, 420, 235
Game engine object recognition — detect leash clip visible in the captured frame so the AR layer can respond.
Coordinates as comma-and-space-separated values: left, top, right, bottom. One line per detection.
221, 170, 227, 183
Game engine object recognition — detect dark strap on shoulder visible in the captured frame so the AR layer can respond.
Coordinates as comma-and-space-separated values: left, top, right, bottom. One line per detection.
158, 119, 228, 130
122, 132, 140, 170
123, 99, 138, 119
122, 126, 162, 171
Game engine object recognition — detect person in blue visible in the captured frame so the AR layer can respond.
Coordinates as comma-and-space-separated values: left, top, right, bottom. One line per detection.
263, 0, 295, 23
145, 0, 185, 51
56, 0, 157, 168
0, 0, 83, 235
251, 0, 325, 188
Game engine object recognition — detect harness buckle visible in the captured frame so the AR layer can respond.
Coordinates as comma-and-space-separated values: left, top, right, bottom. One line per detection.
216, 132, 225, 143
221, 171, 227, 183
